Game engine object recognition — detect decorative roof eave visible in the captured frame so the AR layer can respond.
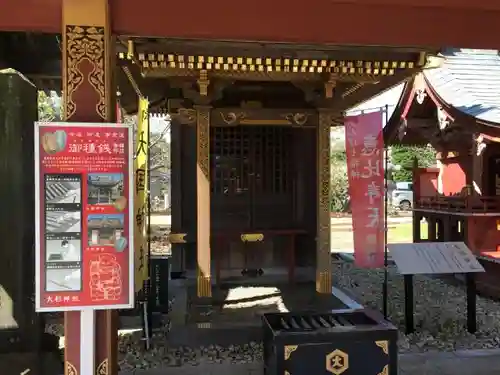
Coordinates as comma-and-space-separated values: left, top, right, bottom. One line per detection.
385, 72, 500, 145
384, 55, 446, 144
383, 78, 415, 143
422, 73, 500, 137
118, 49, 421, 83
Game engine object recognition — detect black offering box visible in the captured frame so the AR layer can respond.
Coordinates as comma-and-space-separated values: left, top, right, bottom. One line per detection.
263, 309, 397, 375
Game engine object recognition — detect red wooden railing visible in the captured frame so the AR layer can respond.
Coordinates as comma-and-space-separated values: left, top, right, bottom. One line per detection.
416, 195, 500, 213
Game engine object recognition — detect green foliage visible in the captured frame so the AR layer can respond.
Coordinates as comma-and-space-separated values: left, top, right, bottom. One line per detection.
390, 145, 436, 182
38, 91, 61, 121
330, 150, 349, 212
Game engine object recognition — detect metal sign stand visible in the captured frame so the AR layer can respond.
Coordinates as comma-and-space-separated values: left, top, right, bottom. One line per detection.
146, 103, 153, 346
382, 104, 389, 320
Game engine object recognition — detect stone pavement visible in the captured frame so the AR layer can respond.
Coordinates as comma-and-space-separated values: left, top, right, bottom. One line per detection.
121, 348, 500, 375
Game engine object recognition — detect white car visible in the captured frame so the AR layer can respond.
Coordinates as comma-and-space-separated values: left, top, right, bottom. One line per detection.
392, 182, 413, 211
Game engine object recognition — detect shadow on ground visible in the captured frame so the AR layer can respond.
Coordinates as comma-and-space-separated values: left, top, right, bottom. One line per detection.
166, 281, 347, 347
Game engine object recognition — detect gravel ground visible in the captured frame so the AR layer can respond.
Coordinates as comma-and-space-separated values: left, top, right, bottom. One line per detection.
45, 298, 264, 371
45, 257, 500, 370
118, 334, 263, 371
333, 261, 500, 353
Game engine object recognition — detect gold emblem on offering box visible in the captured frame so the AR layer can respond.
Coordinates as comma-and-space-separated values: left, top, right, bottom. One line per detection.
326, 349, 349, 375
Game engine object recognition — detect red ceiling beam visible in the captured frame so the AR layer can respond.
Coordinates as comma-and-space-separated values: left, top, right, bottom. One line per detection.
2, 0, 500, 49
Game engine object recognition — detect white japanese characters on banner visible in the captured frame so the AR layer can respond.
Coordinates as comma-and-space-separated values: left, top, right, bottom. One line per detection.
344, 111, 385, 268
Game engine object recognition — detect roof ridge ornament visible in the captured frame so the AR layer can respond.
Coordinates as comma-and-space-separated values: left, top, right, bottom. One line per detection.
416, 88, 427, 104
423, 55, 445, 70
476, 134, 487, 156
437, 106, 451, 130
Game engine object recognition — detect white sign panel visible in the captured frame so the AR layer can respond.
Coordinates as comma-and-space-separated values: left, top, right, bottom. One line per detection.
387, 242, 485, 275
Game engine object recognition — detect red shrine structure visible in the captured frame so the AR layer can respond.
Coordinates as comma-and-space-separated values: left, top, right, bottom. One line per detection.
2, 1, 500, 375
386, 48, 500, 298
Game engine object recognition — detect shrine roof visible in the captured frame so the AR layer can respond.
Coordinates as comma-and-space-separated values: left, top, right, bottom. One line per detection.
424, 48, 500, 124
357, 48, 500, 126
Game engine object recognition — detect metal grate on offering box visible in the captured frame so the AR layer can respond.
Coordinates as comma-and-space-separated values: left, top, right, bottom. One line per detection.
265, 311, 379, 333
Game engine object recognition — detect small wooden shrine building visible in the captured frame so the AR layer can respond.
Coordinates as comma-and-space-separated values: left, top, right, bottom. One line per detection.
385, 48, 500, 298
3, 0, 500, 373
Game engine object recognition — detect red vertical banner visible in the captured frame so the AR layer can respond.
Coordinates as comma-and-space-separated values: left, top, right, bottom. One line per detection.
344, 111, 385, 268
34, 122, 134, 311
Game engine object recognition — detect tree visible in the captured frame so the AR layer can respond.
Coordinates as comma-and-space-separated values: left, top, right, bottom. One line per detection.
124, 114, 171, 180
330, 150, 349, 212
390, 144, 436, 182
38, 91, 61, 121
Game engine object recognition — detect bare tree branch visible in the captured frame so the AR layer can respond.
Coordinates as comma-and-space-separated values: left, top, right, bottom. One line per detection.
150, 164, 166, 173
149, 119, 170, 149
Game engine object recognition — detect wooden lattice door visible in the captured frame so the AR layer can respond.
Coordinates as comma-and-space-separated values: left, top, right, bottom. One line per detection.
210, 126, 294, 231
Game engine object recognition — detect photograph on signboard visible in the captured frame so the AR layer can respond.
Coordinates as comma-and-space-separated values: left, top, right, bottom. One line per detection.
87, 214, 126, 250
41, 130, 67, 154
45, 267, 81, 292
45, 210, 81, 233
45, 176, 81, 204
87, 173, 126, 210
46, 238, 81, 263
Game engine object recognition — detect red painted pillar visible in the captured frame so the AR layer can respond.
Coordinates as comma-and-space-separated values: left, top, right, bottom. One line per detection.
61, 0, 118, 374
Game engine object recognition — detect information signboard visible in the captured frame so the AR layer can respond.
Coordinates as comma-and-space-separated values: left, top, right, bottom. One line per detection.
387, 242, 484, 275
34, 122, 134, 311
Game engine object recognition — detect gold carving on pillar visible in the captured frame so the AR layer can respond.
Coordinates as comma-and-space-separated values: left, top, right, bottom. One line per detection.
197, 108, 210, 179
65, 361, 77, 375
63, 25, 107, 120
97, 359, 108, 375
317, 110, 332, 293
196, 106, 211, 298
324, 75, 337, 99
197, 70, 210, 96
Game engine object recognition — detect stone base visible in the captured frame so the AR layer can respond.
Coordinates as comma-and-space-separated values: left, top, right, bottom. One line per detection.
0, 351, 63, 375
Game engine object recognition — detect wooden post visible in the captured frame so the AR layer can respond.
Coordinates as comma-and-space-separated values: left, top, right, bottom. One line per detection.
170, 119, 184, 275
428, 216, 437, 241
316, 110, 332, 293
443, 216, 452, 241
195, 106, 212, 298
412, 157, 421, 244
412, 213, 421, 243
62, 0, 118, 374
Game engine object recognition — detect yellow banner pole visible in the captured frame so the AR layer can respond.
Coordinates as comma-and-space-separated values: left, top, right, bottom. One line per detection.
134, 98, 149, 293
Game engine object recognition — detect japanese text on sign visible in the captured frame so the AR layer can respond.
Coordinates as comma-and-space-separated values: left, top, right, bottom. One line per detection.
345, 111, 385, 268
134, 98, 150, 293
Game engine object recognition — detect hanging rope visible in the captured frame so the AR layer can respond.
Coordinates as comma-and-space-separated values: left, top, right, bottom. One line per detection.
121, 65, 143, 99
